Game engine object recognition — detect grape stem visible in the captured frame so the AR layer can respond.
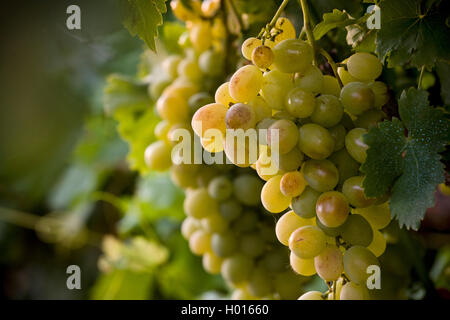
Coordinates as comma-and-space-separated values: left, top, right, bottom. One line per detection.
418, 65, 425, 89
299, 0, 318, 65
257, 0, 290, 40
319, 48, 343, 88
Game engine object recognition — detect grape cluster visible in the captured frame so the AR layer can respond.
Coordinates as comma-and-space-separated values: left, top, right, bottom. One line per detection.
191, 16, 393, 300
145, 1, 309, 300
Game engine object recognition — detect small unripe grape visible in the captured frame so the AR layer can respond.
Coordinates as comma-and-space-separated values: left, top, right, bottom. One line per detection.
345, 128, 368, 163
272, 39, 313, 74
347, 52, 382, 81
285, 88, 316, 118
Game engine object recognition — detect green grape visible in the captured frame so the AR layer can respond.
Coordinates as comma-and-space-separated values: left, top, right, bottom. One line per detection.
207, 176, 233, 201
144, 141, 172, 171
294, 65, 323, 93
232, 210, 258, 233
339, 281, 369, 300
321, 75, 340, 97
272, 111, 297, 122
316, 217, 343, 237
156, 93, 190, 123
202, 251, 223, 274
337, 66, 358, 85
298, 291, 324, 300
261, 175, 291, 213
291, 186, 321, 219
285, 87, 316, 118
211, 231, 237, 257
181, 217, 200, 239
340, 112, 356, 131
341, 214, 373, 246
274, 147, 304, 172
240, 232, 265, 257
149, 76, 171, 100
229, 65, 263, 102
290, 252, 316, 276
231, 288, 256, 300
367, 229, 387, 257
189, 20, 212, 52
233, 174, 263, 206
340, 82, 375, 116
184, 188, 218, 219
353, 202, 391, 230
198, 50, 224, 76
188, 92, 214, 115
241, 37, 262, 60
201, 212, 229, 233
354, 109, 385, 129
260, 69, 294, 110
273, 17, 296, 43
343, 246, 379, 285
215, 82, 236, 107
154, 120, 171, 142
247, 267, 273, 297
170, 164, 199, 188
275, 210, 314, 246
221, 254, 254, 285
162, 55, 182, 79
302, 159, 339, 192
274, 271, 304, 300
368, 81, 389, 109
328, 124, 346, 151
219, 199, 243, 221
345, 128, 368, 163
260, 248, 289, 272
347, 52, 382, 81
256, 118, 277, 145
315, 191, 349, 228
298, 124, 335, 160
289, 225, 326, 259
225, 103, 257, 130
329, 149, 360, 186
267, 119, 299, 154
249, 96, 272, 122
272, 39, 313, 74
310, 95, 344, 128
314, 245, 344, 281
280, 171, 307, 197
189, 229, 212, 255
192, 103, 228, 138
342, 176, 376, 208
252, 45, 274, 69
178, 57, 203, 83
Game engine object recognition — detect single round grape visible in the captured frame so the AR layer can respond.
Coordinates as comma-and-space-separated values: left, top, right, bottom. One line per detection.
260, 69, 294, 110
241, 37, 262, 60
354, 109, 385, 129
321, 75, 341, 97
273, 17, 296, 43
219, 199, 242, 221
261, 175, 292, 213
252, 45, 274, 69
272, 39, 313, 74
342, 176, 376, 208
267, 119, 299, 155
202, 251, 223, 274
274, 271, 304, 300
340, 281, 369, 300
229, 65, 263, 102
341, 214, 373, 246
290, 252, 316, 276
340, 82, 375, 116
207, 176, 233, 201
328, 124, 346, 151
285, 87, 316, 118
201, 0, 221, 17
345, 128, 368, 163
189, 20, 212, 52
178, 57, 203, 82
280, 171, 307, 197
353, 202, 391, 230
248, 97, 272, 123
368, 81, 389, 109
298, 124, 335, 160
316, 191, 349, 228
225, 103, 257, 130
294, 65, 323, 93
274, 147, 304, 172
162, 55, 182, 79
347, 52, 382, 81
221, 254, 254, 285
240, 232, 265, 258
343, 245, 379, 285
298, 291, 324, 300
275, 210, 314, 246
192, 103, 228, 139
256, 118, 276, 146
233, 174, 264, 206
247, 268, 273, 297
310, 95, 344, 128
328, 149, 360, 186
188, 92, 214, 115
314, 245, 343, 281
144, 141, 172, 171
337, 66, 358, 85
201, 212, 229, 233
198, 50, 224, 76
211, 231, 237, 257
291, 186, 321, 219
189, 229, 212, 255
184, 188, 218, 219
215, 82, 236, 107
156, 93, 190, 123
289, 225, 326, 259
367, 229, 387, 257
302, 159, 339, 192
181, 217, 200, 239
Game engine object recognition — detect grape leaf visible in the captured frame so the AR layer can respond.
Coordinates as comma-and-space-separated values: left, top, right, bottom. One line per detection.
376, 0, 450, 68
313, 9, 354, 40
362, 88, 450, 230
121, 0, 168, 52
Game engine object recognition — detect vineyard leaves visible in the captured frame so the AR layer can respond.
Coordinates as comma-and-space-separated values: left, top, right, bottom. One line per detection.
121, 0, 168, 52
362, 88, 450, 230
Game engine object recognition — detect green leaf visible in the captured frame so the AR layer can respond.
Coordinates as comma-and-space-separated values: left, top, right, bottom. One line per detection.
362, 88, 450, 229
376, 0, 450, 68
313, 9, 355, 40
121, 0, 168, 52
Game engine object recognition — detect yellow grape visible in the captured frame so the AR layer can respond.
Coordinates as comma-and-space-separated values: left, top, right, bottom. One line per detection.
290, 252, 316, 276
353, 202, 391, 229
289, 225, 326, 259
181, 217, 200, 239
171, 164, 199, 189
260, 69, 294, 110
156, 93, 190, 123
189, 229, 212, 255
177, 57, 202, 82
272, 17, 296, 43
241, 37, 262, 60
171, 0, 201, 21
298, 291, 324, 300
163, 82, 199, 100
252, 45, 274, 69
314, 245, 343, 281
154, 120, 171, 142
229, 65, 263, 102
202, 251, 223, 274
191, 103, 228, 137
275, 210, 314, 246
339, 282, 369, 300
201, 0, 221, 18
201, 134, 224, 153
144, 141, 172, 171
367, 228, 386, 257
201, 212, 229, 233
261, 175, 292, 213
183, 188, 218, 219
337, 66, 358, 85
215, 82, 236, 107
321, 75, 341, 97
280, 171, 307, 197
162, 55, 182, 79
249, 96, 272, 122
189, 20, 212, 52
224, 135, 255, 168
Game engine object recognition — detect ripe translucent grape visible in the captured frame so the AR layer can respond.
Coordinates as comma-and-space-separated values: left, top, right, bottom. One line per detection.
340, 82, 375, 116
272, 39, 313, 74
267, 119, 299, 154
280, 171, 307, 197
162, 55, 182, 79
260, 69, 294, 110
314, 245, 344, 281
321, 75, 341, 97
144, 141, 172, 171
345, 128, 368, 163
353, 202, 391, 229
347, 52, 382, 81
337, 66, 358, 85
261, 175, 292, 213
289, 225, 326, 259
275, 210, 314, 246
225, 103, 257, 130
302, 159, 339, 192
273, 147, 304, 172
298, 291, 324, 300
215, 82, 236, 107
294, 65, 323, 93
342, 176, 376, 208
252, 45, 274, 69
298, 124, 335, 160
181, 217, 200, 239
192, 103, 228, 138
291, 186, 321, 219
202, 251, 223, 274
156, 93, 190, 123
178, 57, 203, 82
229, 65, 263, 102
249, 96, 272, 122
285, 87, 316, 118
273, 17, 296, 43
367, 229, 387, 257
188, 92, 215, 115
184, 188, 218, 219
189, 20, 212, 52
241, 37, 262, 60
339, 281, 369, 300
343, 246, 379, 285
311, 95, 344, 128
290, 252, 316, 276
340, 214, 373, 246
189, 229, 212, 255
315, 191, 349, 228
201, 212, 229, 233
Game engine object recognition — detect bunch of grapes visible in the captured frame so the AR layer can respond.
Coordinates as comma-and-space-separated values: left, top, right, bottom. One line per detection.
191, 15, 393, 300
145, 0, 310, 300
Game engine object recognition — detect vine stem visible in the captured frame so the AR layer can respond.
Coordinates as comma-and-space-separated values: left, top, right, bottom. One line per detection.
418, 65, 425, 89
299, 0, 318, 65
257, 0, 290, 39
319, 48, 343, 88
